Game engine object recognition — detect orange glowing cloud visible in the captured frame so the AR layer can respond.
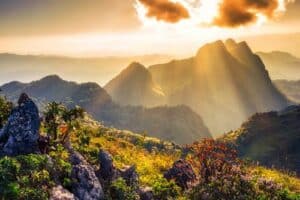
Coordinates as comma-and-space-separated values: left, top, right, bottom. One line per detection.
213, 0, 280, 27
137, 0, 190, 23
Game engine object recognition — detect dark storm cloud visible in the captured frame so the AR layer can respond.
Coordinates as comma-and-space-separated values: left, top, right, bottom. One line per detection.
0, 0, 140, 36
213, 0, 280, 27
138, 0, 190, 23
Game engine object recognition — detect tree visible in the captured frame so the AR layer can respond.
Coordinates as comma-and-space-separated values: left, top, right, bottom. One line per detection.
189, 139, 256, 199
43, 102, 84, 144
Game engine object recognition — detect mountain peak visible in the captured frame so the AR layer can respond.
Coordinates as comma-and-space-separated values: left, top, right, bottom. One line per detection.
225, 39, 238, 50
39, 75, 64, 83
196, 40, 228, 58
126, 62, 147, 72
237, 41, 252, 54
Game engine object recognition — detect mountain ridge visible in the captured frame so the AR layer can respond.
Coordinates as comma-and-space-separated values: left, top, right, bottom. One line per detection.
147, 39, 289, 136
0, 75, 212, 144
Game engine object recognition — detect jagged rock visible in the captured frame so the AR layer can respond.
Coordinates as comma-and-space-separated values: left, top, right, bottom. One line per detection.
50, 185, 76, 200
98, 150, 139, 186
164, 159, 197, 190
98, 149, 119, 182
120, 165, 139, 188
70, 151, 88, 165
0, 93, 40, 156
70, 151, 104, 200
138, 187, 154, 200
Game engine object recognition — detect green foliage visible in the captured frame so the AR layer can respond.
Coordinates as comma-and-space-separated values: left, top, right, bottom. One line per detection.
152, 177, 181, 200
44, 102, 84, 144
110, 178, 139, 200
0, 155, 51, 200
0, 95, 13, 129
48, 144, 72, 188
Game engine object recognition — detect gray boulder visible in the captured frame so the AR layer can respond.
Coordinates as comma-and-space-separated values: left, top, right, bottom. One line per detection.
50, 185, 76, 200
120, 165, 139, 188
70, 151, 105, 200
98, 149, 119, 182
0, 93, 40, 156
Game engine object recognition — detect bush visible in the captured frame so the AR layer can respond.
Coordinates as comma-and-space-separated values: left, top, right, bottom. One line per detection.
44, 102, 84, 143
188, 139, 299, 200
48, 144, 72, 188
0, 155, 51, 200
152, 177, 181, 200
110, 178, 139, 200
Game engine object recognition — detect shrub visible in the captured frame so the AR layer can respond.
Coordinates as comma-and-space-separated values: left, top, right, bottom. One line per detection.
152, 177, 181, 200
110, 178, 139, 200
0, 155, 51, 200
188, 139, 299, 200
44, 102, 84, 144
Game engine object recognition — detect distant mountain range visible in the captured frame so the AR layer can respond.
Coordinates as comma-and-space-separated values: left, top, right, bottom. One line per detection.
222, 105, 300, 175
0, 53, 173, 86
258, 51, 300, 80
0, 39, 291, 138
242, 32, 300, 58
0, 75, 211, 144
274, 80, 300, 103
106, 39, 289, 136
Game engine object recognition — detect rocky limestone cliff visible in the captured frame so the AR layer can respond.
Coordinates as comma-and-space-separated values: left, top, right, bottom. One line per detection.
0, 93, 40, 156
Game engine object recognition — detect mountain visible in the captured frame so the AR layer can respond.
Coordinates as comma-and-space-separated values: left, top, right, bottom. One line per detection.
222, 105, 300, 175
149, 39, 289, 136
0, 75, 211, 144
257, 51, 300, 80
1, 75, 112, 110
0, 53, 173, 86
274, 80, 300, 103
104, 62, 165, 107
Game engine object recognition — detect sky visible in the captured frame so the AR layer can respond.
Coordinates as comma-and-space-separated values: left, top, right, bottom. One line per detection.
0, 0, 299, 57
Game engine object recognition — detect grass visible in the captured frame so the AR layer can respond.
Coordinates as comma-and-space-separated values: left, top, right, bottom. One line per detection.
71, 121, 181, 187
251, 166, 300, 193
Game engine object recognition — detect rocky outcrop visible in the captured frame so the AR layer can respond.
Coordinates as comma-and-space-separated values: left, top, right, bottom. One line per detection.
120, 165, 139, 188
0, 93, 40, 156
164, 159, 197, 190
98, 149, 119, 183
70, 151, 105, 200
138, 187, 154, 200
50, 185, 76, 200
98, 150, 139, 187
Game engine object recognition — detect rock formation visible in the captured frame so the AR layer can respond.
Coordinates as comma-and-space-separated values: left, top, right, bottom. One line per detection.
70, 151, 105, 200
0, 93, 40, 156
50, 185, 76, 200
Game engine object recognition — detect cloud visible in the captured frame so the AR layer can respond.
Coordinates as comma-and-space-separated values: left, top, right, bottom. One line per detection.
137, 0, 190, 23
213, 0, 281, 27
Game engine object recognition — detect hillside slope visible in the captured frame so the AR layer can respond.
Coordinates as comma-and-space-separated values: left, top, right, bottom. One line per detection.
222, 105, 300, 175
